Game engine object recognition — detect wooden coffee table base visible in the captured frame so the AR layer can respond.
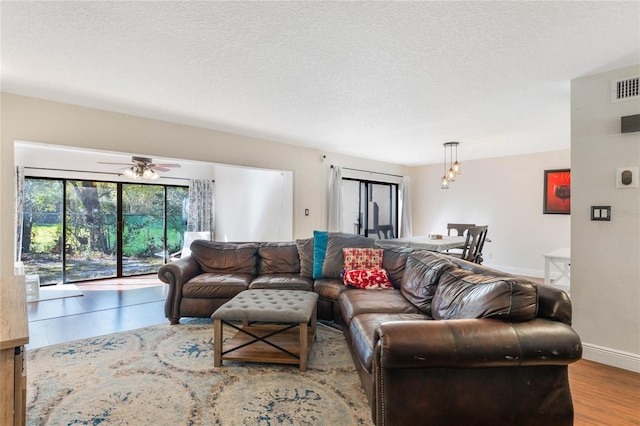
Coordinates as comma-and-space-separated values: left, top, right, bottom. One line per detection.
213, 318, 316, 372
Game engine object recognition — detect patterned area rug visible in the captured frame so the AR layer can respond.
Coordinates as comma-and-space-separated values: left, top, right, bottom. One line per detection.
27, 320, 373, 425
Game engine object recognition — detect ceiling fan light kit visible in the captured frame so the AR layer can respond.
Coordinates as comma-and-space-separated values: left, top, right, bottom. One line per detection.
99, 156, 180, 180
124, 165, 159, 180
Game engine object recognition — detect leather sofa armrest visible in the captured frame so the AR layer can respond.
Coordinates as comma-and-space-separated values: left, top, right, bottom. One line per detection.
158, 256, 202, 286
374, 318, 582, 369
158, 257, 202, 324
536, 284, 572, 325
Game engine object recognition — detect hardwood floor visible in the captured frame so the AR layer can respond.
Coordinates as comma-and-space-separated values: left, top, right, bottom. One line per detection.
26, 277, 639, 425
571, 359, 640, 425
27, 275, 168, 350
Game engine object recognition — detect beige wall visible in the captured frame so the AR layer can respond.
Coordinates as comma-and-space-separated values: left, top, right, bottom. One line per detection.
0, 93, 407, 278
571, 65, 640, 371
409, 150, 571, 279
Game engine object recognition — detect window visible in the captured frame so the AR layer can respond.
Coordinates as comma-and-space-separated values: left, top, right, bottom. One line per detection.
21, 177, 188, 284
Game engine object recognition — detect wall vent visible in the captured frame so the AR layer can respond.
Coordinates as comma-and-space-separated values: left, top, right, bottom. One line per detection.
612, 76, 639, 103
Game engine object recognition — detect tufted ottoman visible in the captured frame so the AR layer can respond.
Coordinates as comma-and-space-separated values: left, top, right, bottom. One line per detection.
212, 289, 319, 371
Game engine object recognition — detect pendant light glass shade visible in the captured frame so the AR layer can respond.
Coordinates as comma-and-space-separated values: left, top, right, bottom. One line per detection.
441, 142, 461, 189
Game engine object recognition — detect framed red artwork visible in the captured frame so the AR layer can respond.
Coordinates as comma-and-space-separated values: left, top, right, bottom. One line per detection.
543, 169, 571, 214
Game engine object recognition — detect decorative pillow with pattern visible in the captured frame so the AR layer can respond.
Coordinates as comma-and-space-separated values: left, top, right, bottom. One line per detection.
343, 267, 393, 289
342, 247, 384, 271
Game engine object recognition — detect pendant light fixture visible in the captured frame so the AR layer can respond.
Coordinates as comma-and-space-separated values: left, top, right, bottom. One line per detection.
441, 142, 461, 189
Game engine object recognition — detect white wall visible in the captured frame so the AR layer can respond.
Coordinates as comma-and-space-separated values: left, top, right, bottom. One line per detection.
571, 65, 640, 372
214, 164, 293, 242
0, 93, 408, 278
410, 150, 571, 278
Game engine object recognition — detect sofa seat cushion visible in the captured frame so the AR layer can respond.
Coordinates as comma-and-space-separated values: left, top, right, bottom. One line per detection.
182, 273, 253, 298
313, 278, 352, 302
249, 274, 313, 291
339, 289, 424, 326
350, 313, 429, 373
433, 268, 538, 321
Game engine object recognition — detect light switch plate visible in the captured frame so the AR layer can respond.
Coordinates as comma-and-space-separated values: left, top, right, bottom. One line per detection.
591, 206, 611, 221
616, 166, 639, 188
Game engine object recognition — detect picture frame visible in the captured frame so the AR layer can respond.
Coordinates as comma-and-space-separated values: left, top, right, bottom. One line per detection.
543, 169, 571, 214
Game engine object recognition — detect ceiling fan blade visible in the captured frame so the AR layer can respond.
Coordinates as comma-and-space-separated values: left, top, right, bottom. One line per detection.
152, 167, 172, 172
98, 161, 135, 166
149, 163, 181, 168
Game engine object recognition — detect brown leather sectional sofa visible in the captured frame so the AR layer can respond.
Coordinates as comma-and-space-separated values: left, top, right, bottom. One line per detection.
158, 233, 582, 426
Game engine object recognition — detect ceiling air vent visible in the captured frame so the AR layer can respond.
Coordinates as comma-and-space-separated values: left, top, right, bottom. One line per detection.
612, 76, 639, 103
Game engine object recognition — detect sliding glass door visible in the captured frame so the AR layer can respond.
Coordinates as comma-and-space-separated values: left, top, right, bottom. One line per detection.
21, 179, 64, 285
65, 180, 118, 281
341, 179, 398, 238
21, 177, 188, 284
121, 184, 189, 275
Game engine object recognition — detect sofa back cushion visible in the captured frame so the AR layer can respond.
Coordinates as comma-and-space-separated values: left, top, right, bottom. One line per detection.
296, 237, 314, 277
258, 242, 300, 274
400, 251, 455, 315
322, 232, 375, 278
190, 241, 258, 274
432, 268, 538, 321
375, 243, 413, 289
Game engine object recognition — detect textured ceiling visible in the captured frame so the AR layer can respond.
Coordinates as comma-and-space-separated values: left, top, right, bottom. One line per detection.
2, 1, 639, 166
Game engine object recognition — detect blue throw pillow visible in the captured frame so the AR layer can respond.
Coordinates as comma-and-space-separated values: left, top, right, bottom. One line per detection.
312, 230, 329, 279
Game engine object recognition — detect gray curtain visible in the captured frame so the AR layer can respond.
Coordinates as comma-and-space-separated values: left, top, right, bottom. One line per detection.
327, 166, 343, 232
399, 176, 413, 238
187, 179, 215, 237
15, 166, 25, 265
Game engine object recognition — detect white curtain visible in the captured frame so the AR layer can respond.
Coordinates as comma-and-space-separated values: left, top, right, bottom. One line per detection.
15, 166, 25, 264
187, 179, 215, 237
327, 166, 343, 232
399, 176, 413, 237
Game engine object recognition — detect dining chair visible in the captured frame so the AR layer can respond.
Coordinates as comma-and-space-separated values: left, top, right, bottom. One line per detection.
376, 224, 395, 239
461, 225, 488, 264
445, 223, 476, 255
446, 223, 476, 237
448, 225, 488, 264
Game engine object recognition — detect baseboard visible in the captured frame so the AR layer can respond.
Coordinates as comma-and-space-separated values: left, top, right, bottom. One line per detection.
482, 263, 542, 278
481, 264, 571, 293
581, 343, 640, 373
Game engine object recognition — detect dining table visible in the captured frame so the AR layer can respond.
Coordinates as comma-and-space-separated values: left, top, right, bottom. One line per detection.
379, 235, 466, 252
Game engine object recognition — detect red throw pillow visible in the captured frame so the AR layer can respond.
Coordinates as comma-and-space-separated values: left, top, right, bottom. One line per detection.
342, 248, 384, 271
343, 267, 393, 289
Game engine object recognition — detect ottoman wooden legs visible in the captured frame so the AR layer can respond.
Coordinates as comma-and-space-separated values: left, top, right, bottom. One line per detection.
213, 309, 317, 372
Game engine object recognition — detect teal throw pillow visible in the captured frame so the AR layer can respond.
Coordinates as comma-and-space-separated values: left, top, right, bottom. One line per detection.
312, 230, 328, 279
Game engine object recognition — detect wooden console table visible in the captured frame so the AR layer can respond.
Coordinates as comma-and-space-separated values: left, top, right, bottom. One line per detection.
1, 276, 29, 426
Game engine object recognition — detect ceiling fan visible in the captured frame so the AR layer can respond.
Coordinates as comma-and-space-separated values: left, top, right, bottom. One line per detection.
98, 156, 181, 180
